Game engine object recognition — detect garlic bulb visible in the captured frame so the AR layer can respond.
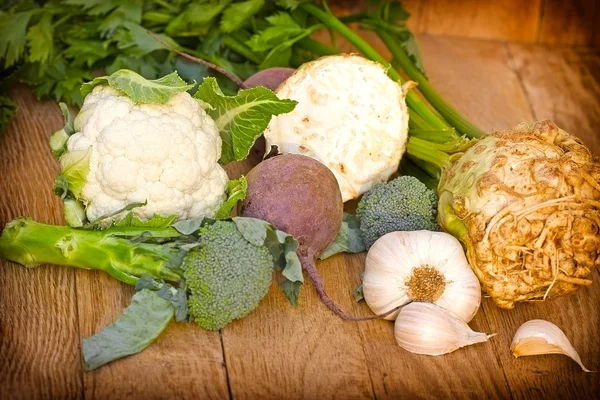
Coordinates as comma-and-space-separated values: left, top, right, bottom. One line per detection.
511, 319, 593, 372
363, 230, 481, 322
395, 302, 494, 356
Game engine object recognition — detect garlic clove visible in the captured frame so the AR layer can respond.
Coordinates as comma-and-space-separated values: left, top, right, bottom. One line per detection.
511, 319, 593, 372
364, 231, 481, 322
394, 302, 494, 356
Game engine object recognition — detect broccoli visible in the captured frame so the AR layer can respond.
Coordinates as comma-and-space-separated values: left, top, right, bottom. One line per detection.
0, 216, 302, 331
184, 221, 275, 330
356, 176, 440, 248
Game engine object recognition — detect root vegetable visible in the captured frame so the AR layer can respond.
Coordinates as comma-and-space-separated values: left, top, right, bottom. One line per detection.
263, 54, 411, 202
243, 68, 295, 90
239, 154, 400, 320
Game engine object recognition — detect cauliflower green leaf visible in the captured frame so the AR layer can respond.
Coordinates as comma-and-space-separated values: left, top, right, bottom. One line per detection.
214, 176, 248, 219
56, 147, 92, 200
194, 77, 297, 164
82, 289, 175, 371
49, 103, 75, 158
81, 69, 195, 104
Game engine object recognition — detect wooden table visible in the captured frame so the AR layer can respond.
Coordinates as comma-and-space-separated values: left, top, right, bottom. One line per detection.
1, 31, 599, 399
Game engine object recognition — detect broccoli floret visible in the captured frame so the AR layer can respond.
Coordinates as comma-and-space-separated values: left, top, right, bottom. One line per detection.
183, 220, 275, 330
356, 176, 440, 248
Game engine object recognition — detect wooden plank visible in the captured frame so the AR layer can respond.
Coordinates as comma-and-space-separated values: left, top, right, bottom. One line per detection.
78, 278, 230, 400
537, 0, 600, 46
411, 0, 542, 42
507, 44, 600, 153
0, 87, 83, 400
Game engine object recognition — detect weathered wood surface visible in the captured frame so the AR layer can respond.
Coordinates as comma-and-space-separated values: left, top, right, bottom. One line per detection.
1, 31, 599, 400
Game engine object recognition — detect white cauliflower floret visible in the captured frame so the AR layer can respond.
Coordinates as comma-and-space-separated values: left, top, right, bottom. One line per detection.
264, 54, 411, 202
67, 85, 228, 222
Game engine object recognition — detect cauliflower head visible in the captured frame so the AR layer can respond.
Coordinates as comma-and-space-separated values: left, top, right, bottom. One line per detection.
357, 176, 440, 248
263, 54, 411, 202
183, 220, 274, 330
66, 85, 228, 222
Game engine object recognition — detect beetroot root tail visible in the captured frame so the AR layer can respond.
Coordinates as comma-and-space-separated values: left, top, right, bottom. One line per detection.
300, 256, 403, 321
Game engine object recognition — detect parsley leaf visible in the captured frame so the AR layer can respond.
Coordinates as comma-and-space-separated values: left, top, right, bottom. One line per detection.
0, 10, 33, 67
220, 0, 265, 33
26, 11, 53, 63
246, 12, 304, 52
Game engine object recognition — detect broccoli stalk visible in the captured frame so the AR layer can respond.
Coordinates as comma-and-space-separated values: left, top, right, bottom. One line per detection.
0, 218, 181, 285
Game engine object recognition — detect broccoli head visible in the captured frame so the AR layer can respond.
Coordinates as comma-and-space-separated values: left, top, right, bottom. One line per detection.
183, 220, 275, 330
356, 176, 440, 248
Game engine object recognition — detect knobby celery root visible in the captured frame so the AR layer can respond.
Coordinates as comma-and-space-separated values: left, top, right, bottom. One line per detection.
438, 121, 600, 308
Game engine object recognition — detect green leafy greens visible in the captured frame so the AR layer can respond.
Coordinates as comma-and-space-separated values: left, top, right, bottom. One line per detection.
194, 77, 297, 164
83, 289, 175, 371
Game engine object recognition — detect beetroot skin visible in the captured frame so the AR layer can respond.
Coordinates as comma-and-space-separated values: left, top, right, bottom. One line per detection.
243, 68, 296, 90
240, 154, 396, 321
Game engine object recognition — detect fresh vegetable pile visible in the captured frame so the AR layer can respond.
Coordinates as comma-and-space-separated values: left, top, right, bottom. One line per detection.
0, 0, 598, 373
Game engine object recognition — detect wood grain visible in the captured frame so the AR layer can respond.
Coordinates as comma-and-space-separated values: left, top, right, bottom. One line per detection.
537, 0, 600, 47
507, 44, 600, 153
1, 22, 600, 400
0, 87, 83, 400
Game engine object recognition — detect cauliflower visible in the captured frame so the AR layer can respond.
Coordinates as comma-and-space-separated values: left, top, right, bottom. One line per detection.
263, 54, 411, 202
67, 85, 228, 222
357, 176, 440, 248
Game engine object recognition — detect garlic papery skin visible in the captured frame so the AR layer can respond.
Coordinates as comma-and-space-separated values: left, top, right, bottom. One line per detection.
511, 320, 593, 372
394, 302, 494, 356
363, 230, 481, 322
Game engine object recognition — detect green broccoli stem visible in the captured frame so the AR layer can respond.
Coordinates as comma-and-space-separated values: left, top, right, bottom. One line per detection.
0, 219, 182, 286
300, 3, 450, 131
376, 29, 486, 139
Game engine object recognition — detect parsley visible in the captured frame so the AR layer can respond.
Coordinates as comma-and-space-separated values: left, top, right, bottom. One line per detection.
0, 0, 423, 134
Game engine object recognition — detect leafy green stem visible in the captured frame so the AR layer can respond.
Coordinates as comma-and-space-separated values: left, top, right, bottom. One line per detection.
223, 34, 261, 64
376, 29, 486, 139
295, 37, 337, 57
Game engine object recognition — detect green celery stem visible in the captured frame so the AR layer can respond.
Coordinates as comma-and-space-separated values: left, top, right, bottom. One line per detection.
300, 3, 450, 131
0, 219, 182, 286
377, 29, 486, 139
406, 137, 451, 169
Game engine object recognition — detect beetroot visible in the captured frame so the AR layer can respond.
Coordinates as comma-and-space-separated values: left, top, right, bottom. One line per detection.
243, 68, 295, 90
240, 154, 398, 320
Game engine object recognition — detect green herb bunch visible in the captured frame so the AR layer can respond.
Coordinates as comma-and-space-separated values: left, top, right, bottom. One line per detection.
0, 0, 423, 134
